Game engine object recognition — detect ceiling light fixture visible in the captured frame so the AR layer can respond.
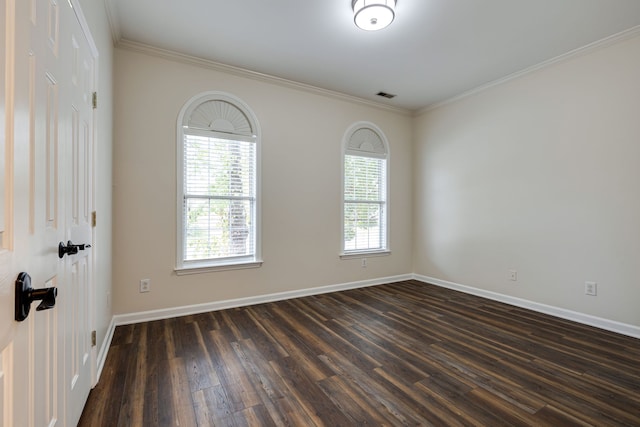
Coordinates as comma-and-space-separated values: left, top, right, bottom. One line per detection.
352, 0, 396, 31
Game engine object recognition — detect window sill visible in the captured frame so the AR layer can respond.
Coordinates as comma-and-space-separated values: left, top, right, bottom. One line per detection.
339, 250, 391, 260
175, 259, 263, 275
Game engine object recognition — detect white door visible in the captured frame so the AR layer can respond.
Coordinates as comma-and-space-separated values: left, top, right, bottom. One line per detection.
0, 0, 18, 422
26, 0, 69, 424
0, 0, 97, 425
64, 5, 96, 423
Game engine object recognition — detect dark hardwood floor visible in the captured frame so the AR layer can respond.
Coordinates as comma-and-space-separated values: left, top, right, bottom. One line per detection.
79, 280, 640, 426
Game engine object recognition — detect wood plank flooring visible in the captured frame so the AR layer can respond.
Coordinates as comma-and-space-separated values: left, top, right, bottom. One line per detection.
78, 280, 640, 426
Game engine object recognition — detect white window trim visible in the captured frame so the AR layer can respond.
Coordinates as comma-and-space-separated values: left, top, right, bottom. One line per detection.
340, 121, 390, 258
339, 250, 391, 260
176, 91, 262, 274
175, 259, 263, 276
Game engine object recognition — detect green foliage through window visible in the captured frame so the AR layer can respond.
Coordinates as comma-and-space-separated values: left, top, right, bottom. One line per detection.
344, 154, 386, 251
184, 134, 256, 261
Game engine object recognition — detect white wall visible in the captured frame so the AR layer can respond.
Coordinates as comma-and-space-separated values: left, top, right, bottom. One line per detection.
414, 33, 640, 327
112, 47, 413, 314
77, 0, 114, 348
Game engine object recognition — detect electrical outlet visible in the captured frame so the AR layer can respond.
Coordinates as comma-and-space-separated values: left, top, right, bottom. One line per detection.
508, 270, 517, 281
140, 278, 151, 293
585, 281, 597, 296
361, 258, 367, 268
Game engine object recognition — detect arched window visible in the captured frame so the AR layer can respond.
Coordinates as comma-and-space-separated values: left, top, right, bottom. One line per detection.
176, 92, 261, 273
341, 122, 389, 256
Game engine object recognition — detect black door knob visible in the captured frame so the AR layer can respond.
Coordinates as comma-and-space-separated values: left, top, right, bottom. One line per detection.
15, 272, 58, 322
58, 240, 92, 258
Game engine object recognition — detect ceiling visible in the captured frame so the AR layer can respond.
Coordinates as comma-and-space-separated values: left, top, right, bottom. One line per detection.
105, 0, 640, 111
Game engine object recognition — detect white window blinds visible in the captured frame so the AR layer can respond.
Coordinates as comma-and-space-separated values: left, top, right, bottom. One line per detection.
343, 124, 388, 253
183, 133, 256, 262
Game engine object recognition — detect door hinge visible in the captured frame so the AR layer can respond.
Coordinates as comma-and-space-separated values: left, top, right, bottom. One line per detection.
91, 330, 97, 347
92, 92, 98, 109
92, 211, 97, 227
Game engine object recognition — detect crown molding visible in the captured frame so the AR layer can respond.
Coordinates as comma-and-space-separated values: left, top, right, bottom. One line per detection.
116, 39, 412, 116
416, 25, 640, 116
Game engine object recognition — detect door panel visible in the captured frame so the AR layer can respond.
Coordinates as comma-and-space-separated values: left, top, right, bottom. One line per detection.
65, 6, 94, 423
1, 0, 97, 425
0, 0, 15, 356
33, 290, 59, 426
0, 351, 6, 424
30, 0, 65, 424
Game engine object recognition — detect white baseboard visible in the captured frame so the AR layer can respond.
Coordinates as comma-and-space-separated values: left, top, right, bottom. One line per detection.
101, 271, 637, 380
413, 274, 640, 339
95, 316, 116, 383
113, 273, 413, 326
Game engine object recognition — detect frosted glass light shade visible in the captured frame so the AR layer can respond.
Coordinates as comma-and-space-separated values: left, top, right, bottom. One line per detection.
353, 0, 396, 31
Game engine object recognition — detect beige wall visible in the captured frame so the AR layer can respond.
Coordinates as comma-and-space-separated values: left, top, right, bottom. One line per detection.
112, 24, 640, 330
414, 33, 640, 326
113, 48, 413, 314
78, 0, 114, 350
